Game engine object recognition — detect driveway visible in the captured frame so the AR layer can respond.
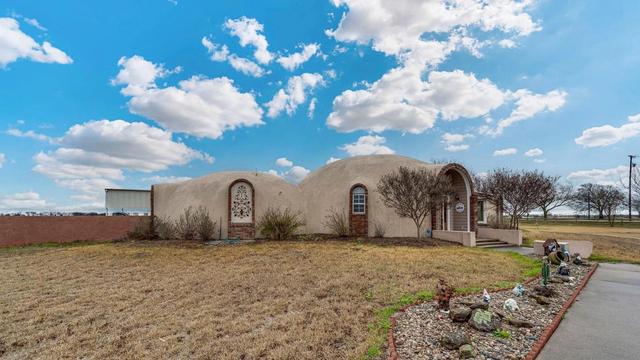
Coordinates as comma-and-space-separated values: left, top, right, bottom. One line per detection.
538, 263, 640, 360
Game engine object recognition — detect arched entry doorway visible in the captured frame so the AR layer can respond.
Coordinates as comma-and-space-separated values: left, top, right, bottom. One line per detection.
434, 164, 475, 232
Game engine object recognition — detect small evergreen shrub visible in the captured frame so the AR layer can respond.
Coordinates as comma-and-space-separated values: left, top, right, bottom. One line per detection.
257, 207, 305, 240
322, 207, 350, 237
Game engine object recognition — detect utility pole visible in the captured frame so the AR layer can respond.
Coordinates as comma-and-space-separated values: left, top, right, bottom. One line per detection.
629, 155, 637, 220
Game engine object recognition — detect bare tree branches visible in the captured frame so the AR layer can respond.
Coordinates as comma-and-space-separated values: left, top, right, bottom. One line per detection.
571, 183, 626, 224
535, 177, 573, 219
475, 168, 548, 229
377, 166, 454, 238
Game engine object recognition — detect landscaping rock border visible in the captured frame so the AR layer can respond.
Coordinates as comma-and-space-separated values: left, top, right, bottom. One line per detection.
387, 263, 598, 360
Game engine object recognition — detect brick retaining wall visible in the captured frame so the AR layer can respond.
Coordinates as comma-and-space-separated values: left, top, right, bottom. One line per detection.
0, 216, 147, 247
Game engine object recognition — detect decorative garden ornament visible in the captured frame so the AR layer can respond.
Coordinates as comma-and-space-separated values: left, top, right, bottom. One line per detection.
482, 289, 491, 304
435, 279, 454, 311
541, 257, 550, 287
557, 261, 570, 276
512, 283, 525, 297
503, 298, 519, 312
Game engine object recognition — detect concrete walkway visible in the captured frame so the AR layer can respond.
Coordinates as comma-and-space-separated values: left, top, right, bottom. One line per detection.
490, 246, 535, 256
538, 263, 640, 360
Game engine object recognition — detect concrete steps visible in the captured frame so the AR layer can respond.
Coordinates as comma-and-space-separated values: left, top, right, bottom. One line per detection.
476, 238, 513, 248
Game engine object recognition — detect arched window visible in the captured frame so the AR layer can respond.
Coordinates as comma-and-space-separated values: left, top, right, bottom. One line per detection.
230, 181, 253, 224
351, 186, 366, 214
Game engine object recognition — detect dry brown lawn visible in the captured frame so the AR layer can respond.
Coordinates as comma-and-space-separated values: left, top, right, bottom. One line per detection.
0, 240, 535, 359
521, 222, 640, 264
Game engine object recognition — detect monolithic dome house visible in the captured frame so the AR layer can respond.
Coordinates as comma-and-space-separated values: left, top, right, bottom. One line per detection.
152, 155, 516, 247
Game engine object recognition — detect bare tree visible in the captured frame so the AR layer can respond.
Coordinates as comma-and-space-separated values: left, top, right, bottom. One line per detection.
475, 168, 548, 229
572, 183, 626, 222
571, 183, 598, 218
633, 197, 640, 218
601, 185, 625, 226
536, 176, 573, 219
620, 167, 640, 217
377, 166, 454, 238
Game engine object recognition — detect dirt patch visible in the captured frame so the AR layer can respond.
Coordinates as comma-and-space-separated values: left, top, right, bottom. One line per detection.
0, 241, 533, 359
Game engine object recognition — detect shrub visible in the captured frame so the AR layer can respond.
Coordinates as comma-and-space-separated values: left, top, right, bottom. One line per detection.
323, 207, 350, 237
194, 206, 217, 241
127, 217, 154, 240
373, 220, 386, 238
493, 329, 511, 339
175, 207, 198, 240
257, 207, 305, 240
153, 216, 175, 240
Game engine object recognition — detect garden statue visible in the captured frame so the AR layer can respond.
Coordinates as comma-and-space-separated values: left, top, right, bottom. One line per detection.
435, 279, 454, 311
512, 283, 525, 297
482, 289, 491, 304
573, 254, 583, 265
541, 256, 550, 287
503, 298, 519, 312
557, 261, 570, 276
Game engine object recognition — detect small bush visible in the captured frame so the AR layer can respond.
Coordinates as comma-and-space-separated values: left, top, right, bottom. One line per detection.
195, 206, 217, 241
257, 207, 305, 240
127, 217, 154, 240
493, 329, 511, 339
175, 207, 198, 240
322, 207, 350, 237
373, 220, 386, 238
154, 216, 176, 240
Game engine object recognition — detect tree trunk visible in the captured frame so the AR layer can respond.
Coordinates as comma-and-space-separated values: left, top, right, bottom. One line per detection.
543, 208, 549, 220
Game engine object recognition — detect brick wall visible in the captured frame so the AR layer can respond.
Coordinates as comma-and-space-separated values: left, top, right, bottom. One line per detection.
0, 216, 145, 248
349, 184, 368, 236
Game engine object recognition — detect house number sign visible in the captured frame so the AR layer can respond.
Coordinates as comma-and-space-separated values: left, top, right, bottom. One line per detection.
455, 202, 465, 213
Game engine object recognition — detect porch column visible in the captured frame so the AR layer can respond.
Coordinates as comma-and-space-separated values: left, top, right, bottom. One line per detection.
470, 193, 477, 232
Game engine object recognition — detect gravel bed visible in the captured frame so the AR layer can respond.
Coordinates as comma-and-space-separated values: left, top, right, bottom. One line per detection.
393, 263, 591, 360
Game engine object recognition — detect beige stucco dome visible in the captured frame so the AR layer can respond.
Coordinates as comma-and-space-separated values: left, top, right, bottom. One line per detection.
153, 171, 302, 238
299, 155, 446, 235
152, 155, 475, 239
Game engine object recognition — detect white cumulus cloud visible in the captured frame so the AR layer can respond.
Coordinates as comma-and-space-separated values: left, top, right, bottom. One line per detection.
202, 37, 266, 77
484, 89, 567, 136
326, 157, 341, 164
266, 73, 324, 118
275, 157, 293, 167
575, 113, 640, 148
277, 43, 320, 71
340, 135, 395, 156
142, 175, 192, 184
524, 148, 543, 157
493, 148, 517, 156
113, 55, 264, 139
441, 132, 473, 152
327, 0, 539, 57
225, 17, 273, 64
267, 157, 310, 184
0, 17, 72, 67
33, 120, 212, 197
327, 69, 505, 133
567, 166, 627, 186
0, 192, 52, 210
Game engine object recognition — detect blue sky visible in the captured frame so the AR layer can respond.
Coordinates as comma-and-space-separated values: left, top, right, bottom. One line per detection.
1, 0, 639, 211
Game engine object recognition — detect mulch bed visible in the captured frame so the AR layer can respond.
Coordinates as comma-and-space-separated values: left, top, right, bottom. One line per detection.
390, 262, 595, 359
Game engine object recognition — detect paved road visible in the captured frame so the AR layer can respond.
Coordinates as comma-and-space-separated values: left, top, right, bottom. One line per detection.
538, 263, 640, 360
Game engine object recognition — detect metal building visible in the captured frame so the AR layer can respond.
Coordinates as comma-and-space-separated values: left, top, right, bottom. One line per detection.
105, 188, 151, 215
